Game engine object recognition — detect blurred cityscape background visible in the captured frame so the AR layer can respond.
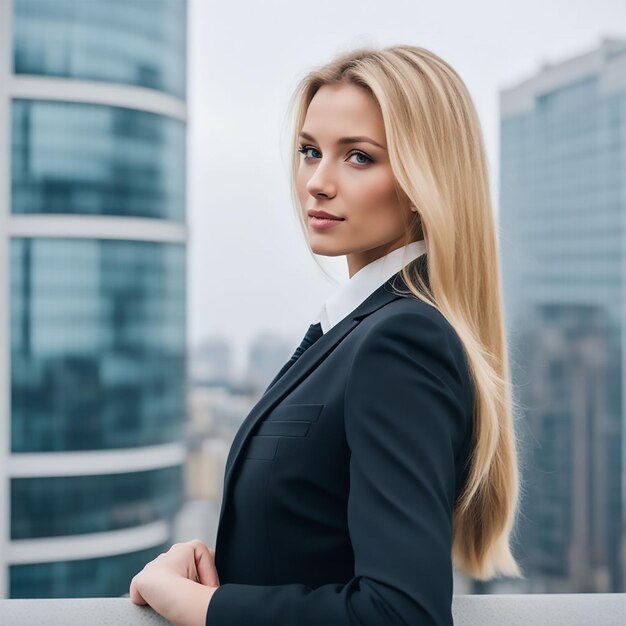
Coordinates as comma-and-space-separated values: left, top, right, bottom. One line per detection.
0, 0, 625, 601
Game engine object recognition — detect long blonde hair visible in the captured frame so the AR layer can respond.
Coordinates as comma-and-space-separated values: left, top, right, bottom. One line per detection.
284, 44, 524, 581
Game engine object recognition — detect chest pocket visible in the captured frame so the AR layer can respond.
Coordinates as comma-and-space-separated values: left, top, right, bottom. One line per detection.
244, 404, 325, 460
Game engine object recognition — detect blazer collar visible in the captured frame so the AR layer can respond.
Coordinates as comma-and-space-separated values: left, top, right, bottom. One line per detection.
352, 252, 430, 321
318, 239, 427, 333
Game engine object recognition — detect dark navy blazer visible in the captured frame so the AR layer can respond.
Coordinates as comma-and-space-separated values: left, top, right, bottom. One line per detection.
206, 259, 475, 625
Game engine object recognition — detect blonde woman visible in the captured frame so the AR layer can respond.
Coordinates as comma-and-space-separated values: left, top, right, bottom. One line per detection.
130, 44, 524, 625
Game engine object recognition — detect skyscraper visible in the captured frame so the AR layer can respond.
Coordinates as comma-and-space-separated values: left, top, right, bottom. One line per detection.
499, 37, 626, 592
0, 0, 188, 598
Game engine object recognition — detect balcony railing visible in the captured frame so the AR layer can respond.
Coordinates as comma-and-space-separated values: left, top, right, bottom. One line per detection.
0, 593, 624, 625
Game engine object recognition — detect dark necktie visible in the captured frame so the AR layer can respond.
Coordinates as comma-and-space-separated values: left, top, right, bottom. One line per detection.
263, 322, 324, 394
288, 322, 324, 363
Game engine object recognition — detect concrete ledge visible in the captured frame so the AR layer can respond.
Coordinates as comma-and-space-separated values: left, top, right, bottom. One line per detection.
452, 593, 625, 626
0, 593, 624, 625
0, 597, 172, 625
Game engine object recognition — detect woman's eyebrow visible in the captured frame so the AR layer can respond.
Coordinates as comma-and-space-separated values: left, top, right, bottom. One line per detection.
299, 131, 386, 150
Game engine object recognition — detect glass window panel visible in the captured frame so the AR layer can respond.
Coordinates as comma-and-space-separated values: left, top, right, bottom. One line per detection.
11, 466, 184, 539
11, 238, 186, 452
12, 100, 186, 221
14, 0, 186, 99
10, 541, 170, 598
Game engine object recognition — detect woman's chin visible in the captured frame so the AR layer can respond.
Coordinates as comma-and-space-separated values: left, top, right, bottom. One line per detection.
309, 242, 345, 257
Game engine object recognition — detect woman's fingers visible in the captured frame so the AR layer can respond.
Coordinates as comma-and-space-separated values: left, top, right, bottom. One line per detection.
190, 539, 220, 587
127, 538, 220, 609
129, 574, 148, 605
208, 548, 220, 585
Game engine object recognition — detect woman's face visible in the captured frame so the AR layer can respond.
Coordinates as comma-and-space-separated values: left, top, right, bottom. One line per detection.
296, 82, 413, 278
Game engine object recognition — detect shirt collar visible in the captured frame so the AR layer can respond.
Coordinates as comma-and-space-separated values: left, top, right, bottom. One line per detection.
313, 239, 427, 334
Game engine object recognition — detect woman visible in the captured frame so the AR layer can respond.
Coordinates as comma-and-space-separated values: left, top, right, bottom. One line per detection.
129, 44, 524, 625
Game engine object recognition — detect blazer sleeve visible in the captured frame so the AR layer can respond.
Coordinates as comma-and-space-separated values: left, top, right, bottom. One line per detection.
206, 309, 471, 626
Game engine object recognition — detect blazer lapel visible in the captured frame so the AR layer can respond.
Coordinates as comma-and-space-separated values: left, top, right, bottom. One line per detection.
220, 314, 360, 493
216, 260, 429, 532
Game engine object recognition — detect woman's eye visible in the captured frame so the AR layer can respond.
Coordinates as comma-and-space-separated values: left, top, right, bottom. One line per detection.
347, 151, 373, 165
297, 145, 373, 166
297, 145, 320, 159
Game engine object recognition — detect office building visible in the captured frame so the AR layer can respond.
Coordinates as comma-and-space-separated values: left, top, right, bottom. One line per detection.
0, 0, 188, 598
499, 37, 626, 592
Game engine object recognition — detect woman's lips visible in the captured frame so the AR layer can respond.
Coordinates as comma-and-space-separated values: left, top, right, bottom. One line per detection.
308, 215, 345, 230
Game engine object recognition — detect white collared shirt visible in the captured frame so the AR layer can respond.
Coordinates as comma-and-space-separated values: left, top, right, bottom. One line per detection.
312, 239, 427, 334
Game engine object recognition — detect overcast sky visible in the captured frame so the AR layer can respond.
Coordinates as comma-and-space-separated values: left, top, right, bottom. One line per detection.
187, 0, 625, 372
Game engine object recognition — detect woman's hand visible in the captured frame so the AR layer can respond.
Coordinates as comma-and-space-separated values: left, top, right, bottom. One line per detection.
129, 539, 220, 626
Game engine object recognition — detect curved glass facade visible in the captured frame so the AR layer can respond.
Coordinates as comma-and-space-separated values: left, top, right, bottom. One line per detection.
13, 0, 187, 99
11, 466, 184, 539
12, 100, 186, 221
11, 238, 186, 452
7, 0, 188, 600
10, 541, 170, 598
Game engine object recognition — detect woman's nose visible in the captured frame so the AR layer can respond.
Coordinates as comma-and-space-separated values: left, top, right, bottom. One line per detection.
307, 178, 336, 198
306, 162, 337, 198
